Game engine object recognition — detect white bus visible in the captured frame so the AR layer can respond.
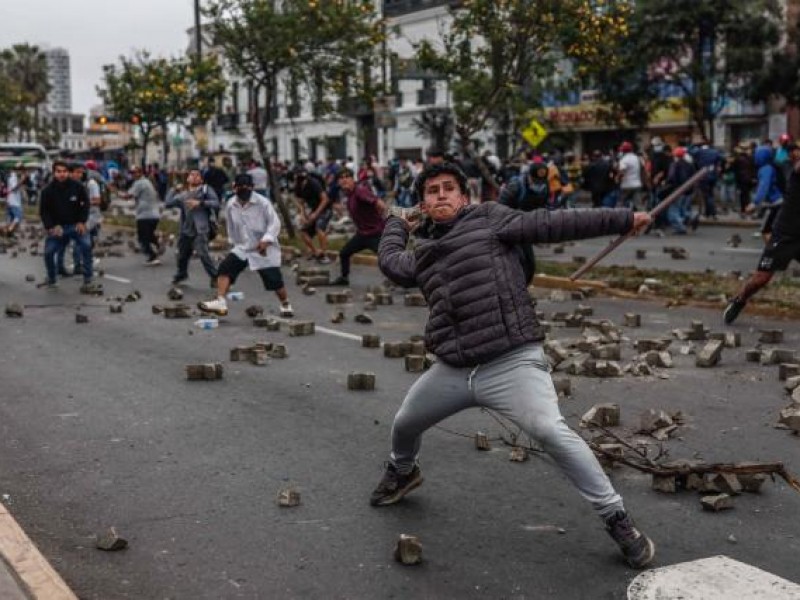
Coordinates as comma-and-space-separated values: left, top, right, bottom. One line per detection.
0, 143, 51, 172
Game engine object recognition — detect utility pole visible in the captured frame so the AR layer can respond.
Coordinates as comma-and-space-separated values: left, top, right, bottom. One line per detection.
194, 0, 203, 59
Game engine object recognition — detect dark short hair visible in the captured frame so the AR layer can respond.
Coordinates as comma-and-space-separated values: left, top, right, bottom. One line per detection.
68, 162, 85, 172
414, 162, 468, 197
52, 160, 69, 171
336, 168, 354, 181
234, 173, 254, 187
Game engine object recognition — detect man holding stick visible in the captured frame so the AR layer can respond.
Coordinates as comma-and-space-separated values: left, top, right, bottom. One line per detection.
371, 162, 656, 568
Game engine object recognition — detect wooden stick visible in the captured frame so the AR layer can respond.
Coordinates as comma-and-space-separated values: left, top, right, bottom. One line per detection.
569, 166, 710, 281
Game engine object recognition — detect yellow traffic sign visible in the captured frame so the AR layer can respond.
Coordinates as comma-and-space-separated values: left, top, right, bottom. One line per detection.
522, 119, 548, 148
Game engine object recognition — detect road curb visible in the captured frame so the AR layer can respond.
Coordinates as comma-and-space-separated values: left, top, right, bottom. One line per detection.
0, 502, 77, 600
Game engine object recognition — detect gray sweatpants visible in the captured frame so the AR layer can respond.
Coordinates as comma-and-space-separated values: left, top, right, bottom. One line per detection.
390, 343, 624, 519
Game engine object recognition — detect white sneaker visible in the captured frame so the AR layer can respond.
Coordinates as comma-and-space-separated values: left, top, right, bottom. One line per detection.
280, 303, 294, 318
198, 297, 228, 316
145, 258, 162, 266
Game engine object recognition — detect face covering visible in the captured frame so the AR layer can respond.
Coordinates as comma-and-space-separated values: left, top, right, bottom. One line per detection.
237, 188, 252, 202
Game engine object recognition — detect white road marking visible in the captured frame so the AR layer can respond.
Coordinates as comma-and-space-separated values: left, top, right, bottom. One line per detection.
723, 248, 761, 254
273, 317, 374, 344
103, 274, 131, 284
628, 555, 800, 600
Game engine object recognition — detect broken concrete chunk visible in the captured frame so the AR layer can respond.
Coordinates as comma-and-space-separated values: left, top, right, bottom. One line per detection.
785, 376, 800, 392
552, 376, 572, 397
635, 249, 647, 260
745, 349, 762, 363
25, 274, 35, 282
375, 292, 393, 305
778, 406, 800, 432
778, 364, 800, 381
701, 494, 734, 512
167, 287, 183, 301
634, 339, 672, 352
761, 348, 797, 365
639, 409, 674, 433
288, 321, 315, 336
384, 342, 412, 358
652, 475, 678, 493
758, 329, 784, 344
474, 432, 491, 450
549, 290, 567, 302
245, 305, 264, 318
301, 284, 316, 296
702, 473, 742, 495
738, 473, 768, 493
354, 314, 374, 325
394, 534, 422, 566
651, 425, 679, 441
509, 447, 528, 462
347, 372, 376, 391
185, 363, 223, 381
580, 403, 620, 428
326, 292, 350, 304
405, 355, 427, 373
5, 303, 23, 318
75, 312, 89, 324
597, 443, 625, 469
586, 360, 623, 378
269, 344, 288, 359
623, 313, 641, 327
253, 317, 281, 330
249, 348, 268, 366
230, 346, 254, 362
95, 527, 128, 551
544, 340, 570, 366
590, 344, 621, 361
164, 304, 192, 319
404, 293, 427, 307
362, 334, 381, 349
109, 303, 123, 314
696, 340, 724, 368
277, 488, 301, 507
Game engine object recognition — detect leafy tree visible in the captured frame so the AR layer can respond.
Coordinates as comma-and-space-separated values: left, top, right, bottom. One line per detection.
588, 0, 782, 142
204, 0, 385, 237
414, 0, 631, 184
98, 52, 226, 167
411, 108, 454, 152
0, 44, 51, 142
751, 12, 800, 109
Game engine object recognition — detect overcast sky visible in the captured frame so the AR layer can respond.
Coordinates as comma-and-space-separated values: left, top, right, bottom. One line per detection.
0, 0, 196, 115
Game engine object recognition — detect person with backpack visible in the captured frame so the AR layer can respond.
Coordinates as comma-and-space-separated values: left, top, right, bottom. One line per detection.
117, 165, 162, 266
330, 168, 387, 287
166, 169, 220, 287
370, 162, 656, 570
724, 142, 800, 324
746, 144, 784, 244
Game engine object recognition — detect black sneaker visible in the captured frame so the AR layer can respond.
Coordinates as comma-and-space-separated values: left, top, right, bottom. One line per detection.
172, 275, 188, 285
331, 276, 350, 286
369, 463, 423, 507
605, 510, 655, 569
58, 268, 73, 277
723, 297, 746, 325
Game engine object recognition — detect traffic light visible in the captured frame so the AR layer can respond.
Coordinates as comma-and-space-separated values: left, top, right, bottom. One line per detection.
95, 115, 108, 125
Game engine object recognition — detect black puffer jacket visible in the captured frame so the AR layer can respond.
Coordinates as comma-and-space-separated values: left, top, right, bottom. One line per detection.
379, 203, 633, 367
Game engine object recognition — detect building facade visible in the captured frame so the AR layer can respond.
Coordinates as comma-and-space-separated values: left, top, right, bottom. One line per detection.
44, 47, 72, 114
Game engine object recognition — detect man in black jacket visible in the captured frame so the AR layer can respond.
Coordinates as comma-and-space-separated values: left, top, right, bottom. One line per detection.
371, 163, 655, 569
40, 160, 92, 288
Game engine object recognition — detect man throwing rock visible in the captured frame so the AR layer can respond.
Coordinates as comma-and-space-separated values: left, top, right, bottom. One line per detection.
371, 162, 655, 569
199, 174, 293, 318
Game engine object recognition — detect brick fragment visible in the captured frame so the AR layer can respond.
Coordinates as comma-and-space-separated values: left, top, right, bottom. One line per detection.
474, 432, 491, 450
758, 329, 784, 344
394, 534, 422, 566
288, 321, 315, 336
405, 355, 427, 372
696, 340, 724, 367
552, 376, 572, 397
75, 312, 89, 324
326, 292, 350, 304
623, 313, 641, 327
164, 304, 192, 319
778, 364, 800, 381
253, 317, 281, 330
701, 494, 734, 512
245, 305, 264, 318
269, 344, 288, 359
362, 334, 381, 348
745, 349, 762, 362
580, 403, 620, 428
652, 475, 678, 493
404, 293, 427, 307
167, 287, 183, 301
5, 303, 23, 318
509, 447, 528, 462
277, 488, 301, 507
635, 249, 647, 259
375, 292, 393, 305
95, 527, 128, 551
761, 348, 797, 365
347, 372, 376, 390
185, 363, 223, 380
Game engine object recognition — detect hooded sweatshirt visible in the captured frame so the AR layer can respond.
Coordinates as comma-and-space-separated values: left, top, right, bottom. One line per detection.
752, 146, 783, 207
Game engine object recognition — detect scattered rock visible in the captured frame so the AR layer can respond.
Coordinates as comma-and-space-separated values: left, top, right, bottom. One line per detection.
331, 311, 345, 324
167, 287, 183, 301
758, 329, 784, 344
404, 293, 427, 307
75, 312, 89, 324
354, 314, 374, 325
362, 334, 381, 348
394, 534, 422, 566
288, 321, 315, 336
639, 409, 674, 434
580, 403, 620, 428
109, 303, 123, 314
696, 340, 724, 368
253, 317, 281, 330
277, 488, 301, 507
185, 363, 224, 381
778, 364, 800, 381
701, 493, 734, 512
474, 432, 491, 450
326, 292, 350, 304
347, 372, 376, 390
95, 527, 128, 551
652, 475, 678, 493
405, 355, 427, 373
623, 313, 641, 327
509, 447, 528, 462
245, 305, 264, 318
5, 303, 23, 318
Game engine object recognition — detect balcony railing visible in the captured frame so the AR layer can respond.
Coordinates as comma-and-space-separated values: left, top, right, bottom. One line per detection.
287, 104, 301, 118
337, 97, 372, 117
384, 0, 454, 17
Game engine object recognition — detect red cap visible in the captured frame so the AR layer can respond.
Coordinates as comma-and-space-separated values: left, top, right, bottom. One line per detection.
779, 133, 791, 144
531, 156, 544, 164
620, 141, 633, 152
673, 147, 687, 158
84, 160, 98, 170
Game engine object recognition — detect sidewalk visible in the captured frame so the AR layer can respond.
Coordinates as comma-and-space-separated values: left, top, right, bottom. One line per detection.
0, 501, 77, 600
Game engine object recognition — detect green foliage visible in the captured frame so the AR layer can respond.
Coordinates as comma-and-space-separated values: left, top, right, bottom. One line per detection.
0, 44, 51, 142
98, 52, 226, 164
415, 0, 633, 147
751, 13, 800, 108
587, 0, 782, 138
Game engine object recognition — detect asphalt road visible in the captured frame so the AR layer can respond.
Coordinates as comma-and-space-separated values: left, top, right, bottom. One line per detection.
1, 225, 799, 599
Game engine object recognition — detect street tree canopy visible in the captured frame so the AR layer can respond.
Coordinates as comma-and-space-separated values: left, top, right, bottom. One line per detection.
414, 0, 633, 154
751, 12, 800, 110
203, 0, 386, 236
98, 52, 226, 166
0, 44, 54, 143
588, 0, 782, 141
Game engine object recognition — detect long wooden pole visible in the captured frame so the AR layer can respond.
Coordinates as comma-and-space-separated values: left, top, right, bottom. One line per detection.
569, 166, 710, 281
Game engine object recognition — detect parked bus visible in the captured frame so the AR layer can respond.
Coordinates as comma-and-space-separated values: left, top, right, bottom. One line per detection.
0, 143, 51, 172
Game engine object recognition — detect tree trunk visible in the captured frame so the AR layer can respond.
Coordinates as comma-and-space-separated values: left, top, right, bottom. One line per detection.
252, 104, 295, 238
140, 129, 151, 168
161, 124, 171, 168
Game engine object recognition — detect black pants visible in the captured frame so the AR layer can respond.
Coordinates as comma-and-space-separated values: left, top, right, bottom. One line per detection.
738, 184, 753, 212
339, 233, 381, 278
136, 218, 160, 261
176, 234, 218, 279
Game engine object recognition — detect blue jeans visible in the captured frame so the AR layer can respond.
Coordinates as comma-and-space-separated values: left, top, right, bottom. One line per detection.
601, 190, 619, 208
667, 194, 689, 233
395, 188, 414, 208
45, 224, 93, 284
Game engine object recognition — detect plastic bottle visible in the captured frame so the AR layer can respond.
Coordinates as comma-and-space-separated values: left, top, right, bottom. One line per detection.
226, 291, 245, 301
194, 318, 219, 330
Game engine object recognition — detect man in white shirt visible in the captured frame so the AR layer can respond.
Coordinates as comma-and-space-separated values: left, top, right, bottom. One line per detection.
199, 174, 293, 318
4, 163, 25, 235
617, 141, 645, 209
